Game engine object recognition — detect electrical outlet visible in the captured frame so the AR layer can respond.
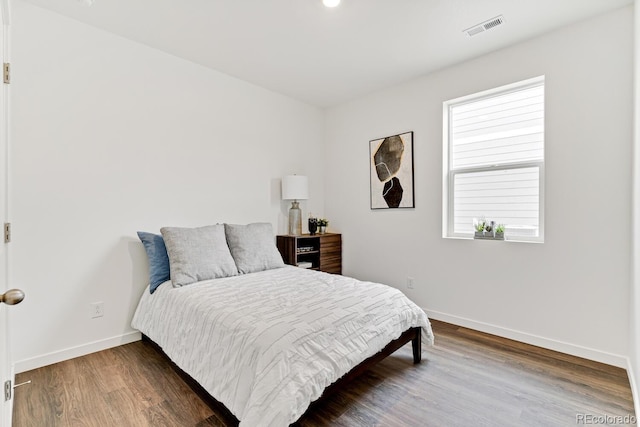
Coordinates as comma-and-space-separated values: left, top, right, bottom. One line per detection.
91, 302, 104, 318
407, 277, 415, 289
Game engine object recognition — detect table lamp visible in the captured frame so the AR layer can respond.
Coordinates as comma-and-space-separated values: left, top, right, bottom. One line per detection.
282, 175, 309, 235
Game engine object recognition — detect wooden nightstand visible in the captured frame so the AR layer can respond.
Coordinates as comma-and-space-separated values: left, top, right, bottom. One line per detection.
276, 233, 342, 275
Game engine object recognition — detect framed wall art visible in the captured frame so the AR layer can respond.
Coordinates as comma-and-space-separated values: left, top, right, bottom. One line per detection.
369, 131, 414, 209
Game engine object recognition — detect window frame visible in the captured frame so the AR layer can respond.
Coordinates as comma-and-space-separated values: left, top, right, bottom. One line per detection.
442, 76, 545, 242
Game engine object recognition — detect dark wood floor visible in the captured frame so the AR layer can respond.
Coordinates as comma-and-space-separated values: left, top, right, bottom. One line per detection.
13, 320, 636, 426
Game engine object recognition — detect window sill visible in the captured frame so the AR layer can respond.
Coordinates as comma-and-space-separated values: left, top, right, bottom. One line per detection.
443, 235, 544, 244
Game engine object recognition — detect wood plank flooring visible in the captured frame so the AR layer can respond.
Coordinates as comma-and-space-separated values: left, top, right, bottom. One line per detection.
13, 320, 637, 426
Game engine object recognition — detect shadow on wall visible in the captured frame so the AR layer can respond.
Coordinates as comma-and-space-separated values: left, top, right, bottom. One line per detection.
272, 177, 300, 235
127, 237, 149, 319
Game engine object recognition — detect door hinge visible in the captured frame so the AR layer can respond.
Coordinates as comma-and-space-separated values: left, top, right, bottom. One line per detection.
3, 63, 9, 84
4, 223, 10, 243
4, 380, 10, 401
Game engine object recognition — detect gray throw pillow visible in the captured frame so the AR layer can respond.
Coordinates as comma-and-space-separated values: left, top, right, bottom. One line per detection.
161, 225, 238, 287
224, 223, 285, 274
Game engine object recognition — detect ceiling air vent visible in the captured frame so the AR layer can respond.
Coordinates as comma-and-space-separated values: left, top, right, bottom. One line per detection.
464, 15, 504, 37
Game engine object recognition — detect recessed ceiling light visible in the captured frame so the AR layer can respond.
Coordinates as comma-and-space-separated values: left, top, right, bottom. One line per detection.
323, 0, 340, 8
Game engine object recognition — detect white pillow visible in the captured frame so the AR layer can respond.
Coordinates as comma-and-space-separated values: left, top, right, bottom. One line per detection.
224, 223, 285, 274
161, 224, 238, 287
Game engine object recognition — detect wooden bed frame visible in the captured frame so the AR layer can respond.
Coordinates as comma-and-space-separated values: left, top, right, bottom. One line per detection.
142, 326, 422, 424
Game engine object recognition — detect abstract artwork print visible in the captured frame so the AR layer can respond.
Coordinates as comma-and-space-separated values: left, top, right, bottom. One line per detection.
369, 131, 415, 209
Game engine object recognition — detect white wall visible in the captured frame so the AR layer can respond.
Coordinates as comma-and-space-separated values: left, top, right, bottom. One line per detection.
631, 0, 640, 411
10, 2, 325, 371
325, 6, 633, 366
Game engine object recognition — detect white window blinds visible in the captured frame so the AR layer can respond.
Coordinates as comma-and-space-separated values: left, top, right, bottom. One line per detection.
445, 77, 545, 241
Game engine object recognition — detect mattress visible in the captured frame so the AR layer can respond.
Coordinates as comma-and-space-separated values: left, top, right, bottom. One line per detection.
131, 265, 433, 426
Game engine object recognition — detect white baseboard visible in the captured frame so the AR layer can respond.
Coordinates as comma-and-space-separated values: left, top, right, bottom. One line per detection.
425, 309, 628, 368
13, 331, 141, 374
627, 358, 640, 417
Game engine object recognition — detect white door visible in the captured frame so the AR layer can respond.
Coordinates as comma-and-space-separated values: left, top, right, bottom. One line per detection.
0, 1, 15, 426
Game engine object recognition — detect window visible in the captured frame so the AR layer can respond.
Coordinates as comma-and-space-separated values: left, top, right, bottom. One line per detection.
443, 76, 544, 242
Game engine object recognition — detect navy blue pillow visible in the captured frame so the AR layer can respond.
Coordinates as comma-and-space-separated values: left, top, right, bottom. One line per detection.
137, 231, 170, 294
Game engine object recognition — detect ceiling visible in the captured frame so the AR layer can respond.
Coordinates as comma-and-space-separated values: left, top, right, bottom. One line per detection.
21, 0, 633, 107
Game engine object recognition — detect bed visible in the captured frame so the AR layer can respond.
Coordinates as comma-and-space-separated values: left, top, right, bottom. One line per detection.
132, 223, 433, 426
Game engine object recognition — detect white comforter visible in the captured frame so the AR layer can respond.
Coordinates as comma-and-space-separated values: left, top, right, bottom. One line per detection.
131, 266, 433, 426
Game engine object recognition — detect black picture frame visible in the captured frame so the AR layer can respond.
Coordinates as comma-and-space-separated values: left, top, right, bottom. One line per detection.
369, 131, 415, 209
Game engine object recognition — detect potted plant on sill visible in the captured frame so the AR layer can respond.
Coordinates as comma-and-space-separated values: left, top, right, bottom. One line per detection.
474, 218, 505, 240
474, 219, 486, 239
318, 218, 329, 234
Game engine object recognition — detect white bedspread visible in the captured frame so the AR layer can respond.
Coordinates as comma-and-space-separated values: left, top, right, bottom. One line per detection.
131, 266, 433, 426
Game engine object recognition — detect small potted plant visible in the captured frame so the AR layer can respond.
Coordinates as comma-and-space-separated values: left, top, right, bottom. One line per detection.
318, 218, 329, 234
484, 220, 495, 238
474, 219, 486, 239
495, 224, 505, 240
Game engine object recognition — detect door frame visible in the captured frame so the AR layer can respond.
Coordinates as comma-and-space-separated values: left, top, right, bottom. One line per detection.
0, 0, 11, 425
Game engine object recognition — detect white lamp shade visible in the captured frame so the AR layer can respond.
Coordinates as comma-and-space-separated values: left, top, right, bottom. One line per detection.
282, 175, 309, 200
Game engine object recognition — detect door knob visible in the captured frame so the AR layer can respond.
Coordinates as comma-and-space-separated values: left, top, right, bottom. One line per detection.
0, 289, 24, 305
